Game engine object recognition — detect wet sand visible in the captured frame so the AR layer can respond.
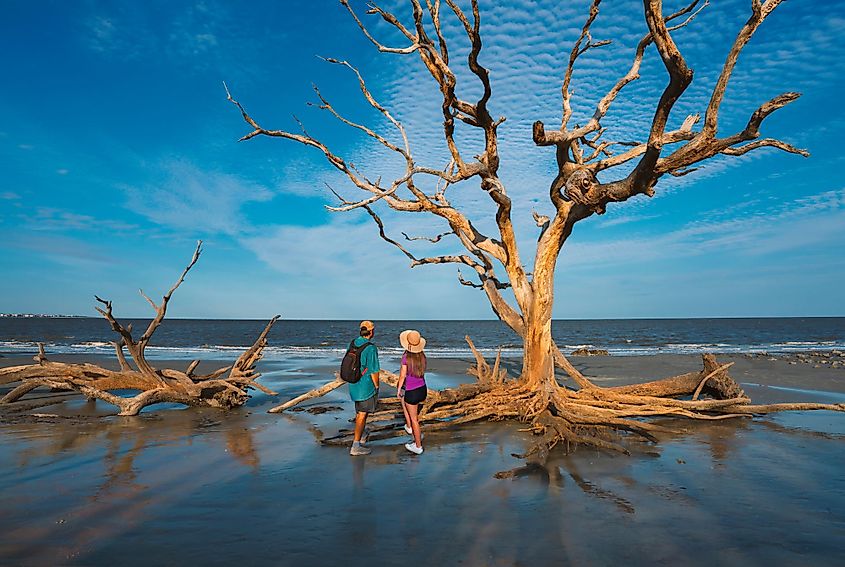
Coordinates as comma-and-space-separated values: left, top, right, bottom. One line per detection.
1, 352, 844, 566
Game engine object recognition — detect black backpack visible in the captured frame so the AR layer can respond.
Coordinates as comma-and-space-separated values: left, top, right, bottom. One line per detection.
340, 340, 372, 383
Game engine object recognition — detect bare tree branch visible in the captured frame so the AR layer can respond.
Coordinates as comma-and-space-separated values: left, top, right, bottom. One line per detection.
720, 138, 808, 157
339, 0, 419, 54
457, 269, 483, 288
533, 0, 705, 150
561, 0, 605, 132
138, 241, 202, 345
627, 0, 696, 195
702, 0, 784, 136
401, 231, 450, 243
139, 290, 158, 311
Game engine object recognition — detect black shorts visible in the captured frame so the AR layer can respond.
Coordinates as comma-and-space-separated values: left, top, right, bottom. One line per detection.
404, 385, 427, 405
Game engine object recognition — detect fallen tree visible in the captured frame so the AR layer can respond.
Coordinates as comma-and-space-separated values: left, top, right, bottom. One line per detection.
228, 1, 844, 465
0, 242, 279, 416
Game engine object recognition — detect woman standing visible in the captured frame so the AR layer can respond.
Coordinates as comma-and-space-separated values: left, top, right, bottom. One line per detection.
397, 329, 427, 455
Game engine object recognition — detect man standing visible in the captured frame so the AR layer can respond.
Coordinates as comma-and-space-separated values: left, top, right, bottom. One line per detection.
349, 320, 380, 456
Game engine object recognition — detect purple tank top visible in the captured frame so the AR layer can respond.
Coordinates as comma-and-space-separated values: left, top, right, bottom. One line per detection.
401, 353, 426, 390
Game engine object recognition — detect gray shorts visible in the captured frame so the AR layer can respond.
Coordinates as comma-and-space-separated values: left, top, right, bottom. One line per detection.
354, 392, 378, 414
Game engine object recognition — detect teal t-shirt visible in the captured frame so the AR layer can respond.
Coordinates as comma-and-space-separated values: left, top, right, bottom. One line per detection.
348, 336, 380, 402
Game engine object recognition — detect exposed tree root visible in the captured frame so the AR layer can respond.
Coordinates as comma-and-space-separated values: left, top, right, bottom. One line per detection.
0, 242, 279, 416
274, 337, 844, 475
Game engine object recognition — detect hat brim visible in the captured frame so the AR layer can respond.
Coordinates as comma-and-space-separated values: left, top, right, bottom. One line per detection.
399, 329, 426, 353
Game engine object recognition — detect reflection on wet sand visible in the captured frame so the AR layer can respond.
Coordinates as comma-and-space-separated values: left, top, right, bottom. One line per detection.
0, 409, 262, 565
567, 468, 635, 515
650, 416, 752, 463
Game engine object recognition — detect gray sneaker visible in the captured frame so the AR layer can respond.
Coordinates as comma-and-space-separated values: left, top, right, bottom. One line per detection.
361, 428, 370, 444
350, 444, 371, 456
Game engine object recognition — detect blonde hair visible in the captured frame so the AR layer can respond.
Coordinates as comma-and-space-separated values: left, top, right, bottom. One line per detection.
404, 350, 426, 378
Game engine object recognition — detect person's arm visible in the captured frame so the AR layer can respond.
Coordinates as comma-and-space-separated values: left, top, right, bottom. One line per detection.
397, 364, 407, 398
368, 345, 380, 391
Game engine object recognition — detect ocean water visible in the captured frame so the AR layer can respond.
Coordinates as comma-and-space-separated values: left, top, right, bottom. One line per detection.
1, 316, 843, 360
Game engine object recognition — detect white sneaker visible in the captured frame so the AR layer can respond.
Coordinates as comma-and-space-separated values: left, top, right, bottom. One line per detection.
403, 424, 423, 439
404, 442, 423, 455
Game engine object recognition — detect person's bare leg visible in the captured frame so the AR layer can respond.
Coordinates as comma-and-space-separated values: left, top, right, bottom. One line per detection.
353, 411, 368, 443
407, 403, 422, 448
401, 398, 412, 432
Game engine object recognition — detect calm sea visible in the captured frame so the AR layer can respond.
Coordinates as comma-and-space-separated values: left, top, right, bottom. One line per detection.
1, 317, 844, 360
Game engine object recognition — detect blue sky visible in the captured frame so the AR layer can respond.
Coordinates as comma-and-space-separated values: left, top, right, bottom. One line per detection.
1, 0, 843, 320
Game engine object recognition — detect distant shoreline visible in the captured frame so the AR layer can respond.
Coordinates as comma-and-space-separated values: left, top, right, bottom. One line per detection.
2, 315, 844, 321
0, 314, 87, 318
3, 317, 844, 360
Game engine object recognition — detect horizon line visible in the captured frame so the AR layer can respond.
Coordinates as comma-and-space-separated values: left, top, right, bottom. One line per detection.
2, 314, 844, 322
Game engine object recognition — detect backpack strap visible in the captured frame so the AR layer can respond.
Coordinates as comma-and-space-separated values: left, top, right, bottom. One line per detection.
356, 341, 372, 375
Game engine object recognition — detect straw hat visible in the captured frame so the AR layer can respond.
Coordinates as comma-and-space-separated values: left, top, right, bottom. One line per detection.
399, 329, 426, 353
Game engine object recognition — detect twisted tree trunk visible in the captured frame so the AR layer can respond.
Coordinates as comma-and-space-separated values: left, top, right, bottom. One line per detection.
520, 312, 556, 390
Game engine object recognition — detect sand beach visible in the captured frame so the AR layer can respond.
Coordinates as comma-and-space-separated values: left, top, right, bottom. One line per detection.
1, 351, 844, 566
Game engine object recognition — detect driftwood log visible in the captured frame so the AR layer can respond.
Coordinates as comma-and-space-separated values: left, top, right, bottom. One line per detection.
0, 242, 279, 416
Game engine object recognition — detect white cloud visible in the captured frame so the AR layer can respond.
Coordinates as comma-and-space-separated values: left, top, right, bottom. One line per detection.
87, 16, 120, 54
5, 233, 116, 266
240, 214, 502, 318
82, 0, 260, 73
597, 213, 661, 229
562, 188, 845, 269
25, 208, 139, 233
123, 160, 273, 236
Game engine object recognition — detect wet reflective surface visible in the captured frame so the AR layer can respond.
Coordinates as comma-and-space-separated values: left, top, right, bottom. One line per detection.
1, 358, 844, 566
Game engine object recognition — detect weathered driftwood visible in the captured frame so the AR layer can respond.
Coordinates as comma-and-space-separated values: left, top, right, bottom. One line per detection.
0, 242, 279, 416
276, 338, 843, 468
269, 376, 345, 413
269, 369, 401, 414
227, 1, 842, 463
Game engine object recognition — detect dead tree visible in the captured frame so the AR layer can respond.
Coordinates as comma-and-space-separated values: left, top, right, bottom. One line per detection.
227, 1, 842, 462
0, 242, 280, 416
